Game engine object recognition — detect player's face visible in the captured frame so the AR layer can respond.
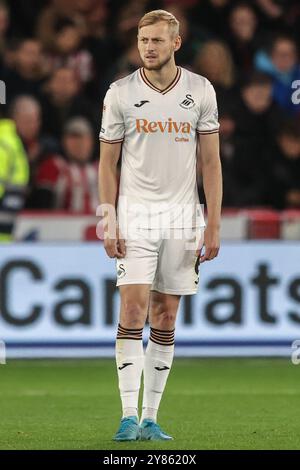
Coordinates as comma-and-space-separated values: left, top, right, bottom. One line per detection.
138, 22, 181, 71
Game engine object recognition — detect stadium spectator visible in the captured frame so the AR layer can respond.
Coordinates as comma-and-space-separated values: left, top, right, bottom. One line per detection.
193, 39, 236, 109
233, 72, 282, 140
33, 117, 98, 212
285, 2, 300, 45
40, 66, 96, 139
227, 3, 260, 74
11, 95, 48, 162
83, 0, 109, 39
0, 116, 29, 242
84, 2, 116, 101
0, 0, 9, 66
103, 30, 142, 92
1, 38, 18, 70
265, 120, 300, 209
255, 35, 300, 115
193, 39, 236, 86
254, 0, 293, 41
114, 0, 148, 45
36, 0, 86, 52
197, 105, 239, 207
255, 0, 284, 24
165, 4, 210, 67
44, 18, 94, 87
189, 0, 232, 39
36, 0, 110, 54
217, 110, 239, 207
1, 0, 300, 211
1, 38, 46, 103
227, 72, 283, 206
9, 95, 59, 208
5, 0, 45, 38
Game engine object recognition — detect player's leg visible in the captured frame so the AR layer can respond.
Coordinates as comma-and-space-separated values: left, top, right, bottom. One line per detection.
113, 229, 160, 441
117, 284, 150, 417
139, 227, 204, 440
140, 291, 180, 440
142, 291, 179, 423
113, 284, 151, 441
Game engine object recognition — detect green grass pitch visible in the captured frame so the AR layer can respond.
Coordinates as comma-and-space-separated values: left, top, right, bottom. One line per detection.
0, 358, 299, 450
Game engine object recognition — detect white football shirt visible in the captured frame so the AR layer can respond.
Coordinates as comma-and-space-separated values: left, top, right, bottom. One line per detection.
100, 66, 219, 230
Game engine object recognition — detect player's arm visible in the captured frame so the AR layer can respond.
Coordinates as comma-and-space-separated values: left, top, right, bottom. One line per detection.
198, 132, 222, 263
196, 79, 222, 263
98, 141, 125, 258
98, 84, 125, 258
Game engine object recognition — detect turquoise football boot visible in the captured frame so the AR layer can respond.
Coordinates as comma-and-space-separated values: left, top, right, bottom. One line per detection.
140, 418, 173, 441
113, 416, 140, 441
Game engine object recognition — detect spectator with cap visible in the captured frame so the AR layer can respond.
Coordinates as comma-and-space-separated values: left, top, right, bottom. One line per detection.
33, 116, 98, 213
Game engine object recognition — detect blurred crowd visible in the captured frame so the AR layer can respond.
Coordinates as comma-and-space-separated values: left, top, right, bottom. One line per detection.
1, 0, 300, 227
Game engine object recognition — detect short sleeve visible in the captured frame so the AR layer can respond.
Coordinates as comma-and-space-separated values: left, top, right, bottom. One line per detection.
99, 84, 125, 144
196, 80, 219, 135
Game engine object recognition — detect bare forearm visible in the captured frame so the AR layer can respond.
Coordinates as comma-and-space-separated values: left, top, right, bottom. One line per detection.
202, 159, 223, 227
99, 165, 119, 241
98, 141, 122, 242
98, 141, 121, 211
99, 164, 118, 209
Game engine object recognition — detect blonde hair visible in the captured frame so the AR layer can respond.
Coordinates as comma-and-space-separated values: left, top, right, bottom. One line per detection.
194, 40, 235, 88
138, 10, 180, 37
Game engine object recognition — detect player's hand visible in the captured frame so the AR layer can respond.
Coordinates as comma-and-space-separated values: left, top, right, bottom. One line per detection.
104, 226, 126, 259
199, 225, 220, 263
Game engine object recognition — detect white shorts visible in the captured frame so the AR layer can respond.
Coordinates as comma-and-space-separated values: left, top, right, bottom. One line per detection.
116, 227, 205, 295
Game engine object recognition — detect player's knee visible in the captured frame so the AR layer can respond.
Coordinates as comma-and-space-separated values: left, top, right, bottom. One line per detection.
121, 300, 147, 329
154, 310, 176, 330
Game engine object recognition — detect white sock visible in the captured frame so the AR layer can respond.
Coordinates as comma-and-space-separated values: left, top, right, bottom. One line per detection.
141, 327, 175, 423
115, 324, 144, 419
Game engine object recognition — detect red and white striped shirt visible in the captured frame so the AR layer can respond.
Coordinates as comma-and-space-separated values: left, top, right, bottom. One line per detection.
36, 156, 99, 213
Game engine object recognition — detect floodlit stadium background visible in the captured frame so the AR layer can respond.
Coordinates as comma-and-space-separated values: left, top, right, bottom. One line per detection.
1, 0, 300, 359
